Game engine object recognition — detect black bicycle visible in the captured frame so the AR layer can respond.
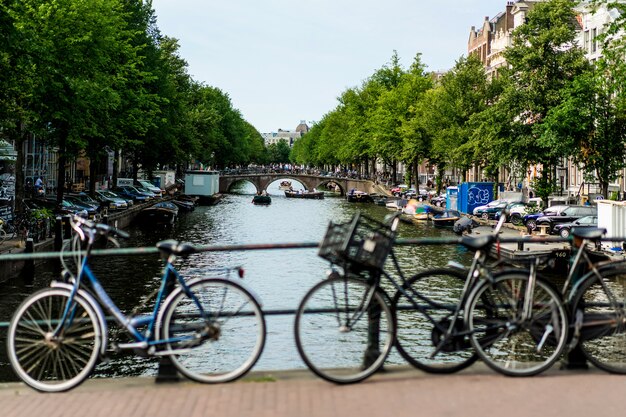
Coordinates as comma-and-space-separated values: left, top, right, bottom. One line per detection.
294, 213, 534, 383
557, 228, 626, 373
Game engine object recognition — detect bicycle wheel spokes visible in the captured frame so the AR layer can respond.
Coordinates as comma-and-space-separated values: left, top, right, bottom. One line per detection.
467, 274, 568, 376
7, 289, 101, 392
574, 268, 626, 373
295, 276, 394, 384
392, 269, 478, 373
161, 278, 266, 383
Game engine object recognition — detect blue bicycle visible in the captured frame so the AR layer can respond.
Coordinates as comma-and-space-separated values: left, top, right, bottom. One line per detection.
7, 216, 266, 392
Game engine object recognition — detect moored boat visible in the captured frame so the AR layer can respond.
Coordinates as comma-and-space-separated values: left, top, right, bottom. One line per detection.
346, 190, 373, 203
172, 199, 195, 211
252, 194, 272, 205
284, 189, 324, 199
432, 210, 461, 227
135, 201, 179, 226
412, 205, 431, 221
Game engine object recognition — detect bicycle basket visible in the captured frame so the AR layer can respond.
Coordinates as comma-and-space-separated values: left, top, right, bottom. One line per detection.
318, 212, 396, 270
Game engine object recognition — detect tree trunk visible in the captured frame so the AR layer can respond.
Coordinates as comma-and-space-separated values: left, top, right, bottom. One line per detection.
392, 159, 397, 185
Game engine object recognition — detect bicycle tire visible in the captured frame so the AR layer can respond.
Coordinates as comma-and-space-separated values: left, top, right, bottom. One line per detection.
570, 266, 626, 373
392, 268, 479, 373
466, 273, 568, 376
294, 276, 394, 384
0, 227, 6, 243
7, 288, 101, 392
159, 278, 266, 383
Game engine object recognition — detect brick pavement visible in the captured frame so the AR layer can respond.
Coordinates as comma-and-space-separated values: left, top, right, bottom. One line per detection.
0, 365, 624, 417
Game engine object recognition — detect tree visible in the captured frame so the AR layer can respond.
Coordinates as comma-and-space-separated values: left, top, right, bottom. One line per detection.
422, 55, 492, 183
266, 141, 291, 164
491, 0, 589, 203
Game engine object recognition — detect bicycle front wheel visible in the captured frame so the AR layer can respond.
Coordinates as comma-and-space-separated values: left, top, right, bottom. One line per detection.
570, 267, 626, 373
466, 273, 568, 376
392, 268, 478, 373
294, 276, 394, 384
7, 288, 101, 392
160, 278, 266, 383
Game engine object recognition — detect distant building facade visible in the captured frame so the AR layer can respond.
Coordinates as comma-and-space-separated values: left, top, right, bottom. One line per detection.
262, 120, 310, 147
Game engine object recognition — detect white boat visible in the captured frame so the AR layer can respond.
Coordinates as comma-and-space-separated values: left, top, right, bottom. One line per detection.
278, 180, 292, 190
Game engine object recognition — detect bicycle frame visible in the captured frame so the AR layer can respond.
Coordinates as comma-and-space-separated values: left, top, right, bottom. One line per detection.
54, 240, 212, 352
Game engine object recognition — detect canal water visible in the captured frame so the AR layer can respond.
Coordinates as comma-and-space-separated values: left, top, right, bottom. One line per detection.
0, 180, 471, 382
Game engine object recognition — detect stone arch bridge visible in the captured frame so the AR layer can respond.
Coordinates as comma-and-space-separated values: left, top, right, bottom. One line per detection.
219, 173, 384, 196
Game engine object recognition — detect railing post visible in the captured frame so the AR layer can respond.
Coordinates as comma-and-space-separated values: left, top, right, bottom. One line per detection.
156, 266, 180, 383
562, 345, 589, 370
63, 215, 71, 239
54, 217, 63, 251
22, 238, 34, 284
365, 302, 382, 370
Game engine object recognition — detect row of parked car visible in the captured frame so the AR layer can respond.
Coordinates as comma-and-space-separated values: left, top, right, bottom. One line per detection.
472, 199, 598, 238
28, 181, 165, 220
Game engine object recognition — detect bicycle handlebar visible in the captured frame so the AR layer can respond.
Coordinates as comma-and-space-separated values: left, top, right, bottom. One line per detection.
70, 215, 130, 240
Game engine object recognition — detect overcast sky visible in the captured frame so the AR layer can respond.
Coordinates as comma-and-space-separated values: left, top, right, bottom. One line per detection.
150, 0, 505, 133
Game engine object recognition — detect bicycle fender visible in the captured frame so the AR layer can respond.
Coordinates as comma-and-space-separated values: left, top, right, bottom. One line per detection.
50, 282, 109, 356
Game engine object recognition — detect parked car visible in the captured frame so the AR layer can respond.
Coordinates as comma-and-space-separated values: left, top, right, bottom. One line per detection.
136, 180, 163, 198
522, 205, 570, 231
473, 200, 510, 220
535, 205, 597, 234
94, 190, 129, 210
404, 188, 429, 201
30, 197, 89, 218
390, 184, 409, 197
106, 189, 134, 207
430, 194, 446, 207
113, 186, 152, 203
496, 202, 530, 225
63, 196, 99, 220
552, 215, 598, 238
66, 193, 103, 212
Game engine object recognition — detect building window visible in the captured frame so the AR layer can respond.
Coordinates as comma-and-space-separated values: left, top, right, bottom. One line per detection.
591, 28, 597, 53
584, 30, 590, 53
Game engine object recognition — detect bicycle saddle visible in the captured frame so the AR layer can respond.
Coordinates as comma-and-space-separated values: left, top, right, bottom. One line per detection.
459, 235, 495, 251
571, 227, 606, 240
156, 240, 197, 256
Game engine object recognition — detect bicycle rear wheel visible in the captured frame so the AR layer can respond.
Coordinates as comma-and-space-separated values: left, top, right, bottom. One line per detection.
294, 276, 394, 384
466, 273, 568, 376
160, 278, 266, 383
7, 288, 101, 392
392, 268, 478, 373
570, 266, 626, 373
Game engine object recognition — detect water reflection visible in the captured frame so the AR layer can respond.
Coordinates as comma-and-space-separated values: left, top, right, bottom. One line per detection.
0, 180, 472, 382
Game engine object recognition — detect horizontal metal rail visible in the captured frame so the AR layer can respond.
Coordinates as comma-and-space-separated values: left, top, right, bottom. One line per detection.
3, 235, 626, 262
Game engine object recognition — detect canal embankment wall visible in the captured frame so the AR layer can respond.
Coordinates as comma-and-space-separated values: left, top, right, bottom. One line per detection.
0, 202, 147, 283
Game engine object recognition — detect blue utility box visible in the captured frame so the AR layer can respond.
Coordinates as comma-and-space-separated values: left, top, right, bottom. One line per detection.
446, 187, 459, 211
459, 182, 494, 214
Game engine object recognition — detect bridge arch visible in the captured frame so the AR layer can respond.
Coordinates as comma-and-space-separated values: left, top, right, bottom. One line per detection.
219, 173, 382, 197
222, 178, 259, 194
